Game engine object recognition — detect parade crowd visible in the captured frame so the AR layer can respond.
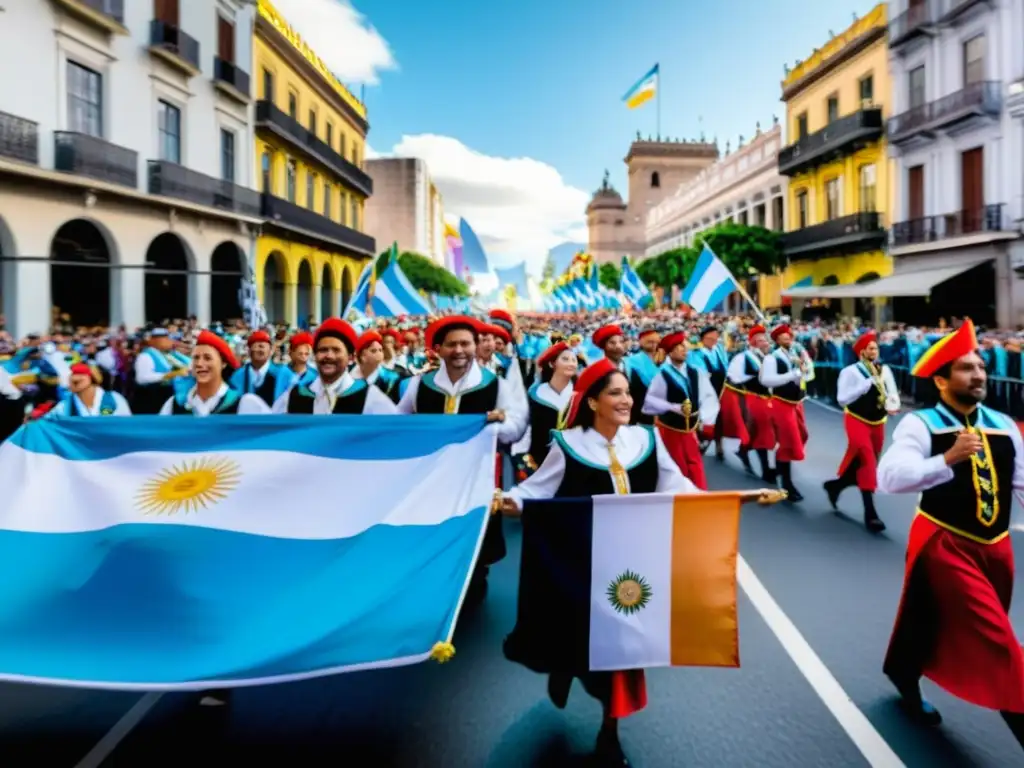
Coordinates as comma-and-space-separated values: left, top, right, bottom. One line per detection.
1, 306, 1024, 765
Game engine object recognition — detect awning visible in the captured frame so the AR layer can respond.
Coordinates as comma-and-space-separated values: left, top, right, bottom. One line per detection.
781, 258, 992, 299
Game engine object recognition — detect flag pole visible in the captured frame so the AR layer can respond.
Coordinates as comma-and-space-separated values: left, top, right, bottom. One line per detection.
656, 63, 661, 140
703, 239, 766, 322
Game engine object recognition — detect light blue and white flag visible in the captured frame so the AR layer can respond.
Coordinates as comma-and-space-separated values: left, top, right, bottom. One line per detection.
370, 261, 432, 317
680, 245, 738, 313
619, 257, 652, 309
0, 416, 496, 689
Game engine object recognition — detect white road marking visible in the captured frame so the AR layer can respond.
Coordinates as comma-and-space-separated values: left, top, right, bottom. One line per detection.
74, 692, 163, 768
805, 397, 844, 415
738, 555, 905, 768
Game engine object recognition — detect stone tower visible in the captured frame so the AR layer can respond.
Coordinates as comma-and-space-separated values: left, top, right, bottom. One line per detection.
587, 136, 719, 265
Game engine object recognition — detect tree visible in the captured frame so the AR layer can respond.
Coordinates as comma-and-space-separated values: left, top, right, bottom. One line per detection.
598, 261, 621, 291
541, 253, 557, 281
378, 249, 470, 297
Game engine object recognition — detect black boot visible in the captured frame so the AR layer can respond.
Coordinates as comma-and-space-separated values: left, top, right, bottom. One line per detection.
756, 449, 775, 484
737, 447, 753, 474
777, 461, 803, 502
823, 479, 843, 510
715, 439, 725, 462
595, 722, 630, 766
863, 490, 885, 533
1001, 710, 1024, 750
892, 678, 942, 726
547, 673, 571, 709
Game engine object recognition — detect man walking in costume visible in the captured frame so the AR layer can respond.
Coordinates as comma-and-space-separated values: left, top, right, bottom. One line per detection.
725, 325, 773, 481
760, 324, 808, 501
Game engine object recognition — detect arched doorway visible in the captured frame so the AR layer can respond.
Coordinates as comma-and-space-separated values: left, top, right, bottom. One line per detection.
262, 251, 286, 324
855, 271, 881, 319
320, 263, 335, 319
296, 259, 313, 326
145, 233, 191, 323
211, 241, 246, 322
341, 267, 353, 314
50, 219, 113, 327
821, 274, 840, 286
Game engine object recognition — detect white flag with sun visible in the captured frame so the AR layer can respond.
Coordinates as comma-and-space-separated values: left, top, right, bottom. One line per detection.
0, 415, 496, 689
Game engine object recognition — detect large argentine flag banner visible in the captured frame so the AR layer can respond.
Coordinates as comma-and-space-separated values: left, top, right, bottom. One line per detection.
0, 415, 496, 689
504, 492, 742, 674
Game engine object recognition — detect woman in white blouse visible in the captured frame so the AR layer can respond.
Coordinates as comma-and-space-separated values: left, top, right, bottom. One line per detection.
512, 341, 580, 480
158, 331, 270, 416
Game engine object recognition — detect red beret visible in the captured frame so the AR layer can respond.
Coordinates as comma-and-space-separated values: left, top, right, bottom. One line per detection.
853, 331, 877, 357
592, 324, 624, 348
479, 323, 511, 344
289, 331, 314, 349
381, 328, 402, 343
489, 309, 514, 327
748, 325, 767, 342
537, 341, 569, 369
247, 330, 271, 346
425, 315, 479, 349
564, 358, 621, 428
770, 324, 792, 342
638, 329, 660, 341
911, 319, 978, 378
314, 317, 358, 353
659, 332, 687, 353
70, 362, 102, 383
195, 330, 239, 370
357, 330, 383, 355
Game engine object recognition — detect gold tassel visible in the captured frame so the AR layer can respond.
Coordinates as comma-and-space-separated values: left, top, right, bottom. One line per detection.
430, 641, 455, 663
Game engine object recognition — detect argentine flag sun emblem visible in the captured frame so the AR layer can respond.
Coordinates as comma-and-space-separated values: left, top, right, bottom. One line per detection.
136, 457, 243, 516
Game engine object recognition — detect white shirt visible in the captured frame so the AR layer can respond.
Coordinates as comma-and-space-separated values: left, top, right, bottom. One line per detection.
836, 361, 900, 412
512, 380, 573, 455
244, 361, 271, 389
397, 360, 528, 445
726, 349, 760, 385
48, 389, 131, 417
159, 384, 271, 416
642, 362, 720, 426
95, 347, 118, 373
134, 348, 182, 386
0, 367, 21, 400
271, 371, 397, 414
506, 425, 700, 506
759, 348, 804, 389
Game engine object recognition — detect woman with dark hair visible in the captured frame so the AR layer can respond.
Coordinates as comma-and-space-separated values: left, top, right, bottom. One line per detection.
512, 341, 580, 480
500, 358, 700, 766
158, 331, 270, 415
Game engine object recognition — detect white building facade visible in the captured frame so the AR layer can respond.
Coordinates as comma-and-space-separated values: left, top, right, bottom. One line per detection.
0, 0, 259, 338
644, 125, 787, 258
363, 158, 447, 265
887, 0, 1024, 326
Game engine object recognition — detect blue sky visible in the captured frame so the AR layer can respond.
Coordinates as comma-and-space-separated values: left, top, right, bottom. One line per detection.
282, 0, 881, 274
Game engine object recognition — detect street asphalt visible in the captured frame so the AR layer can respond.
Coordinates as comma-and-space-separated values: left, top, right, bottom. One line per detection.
3, 401, 1024, 767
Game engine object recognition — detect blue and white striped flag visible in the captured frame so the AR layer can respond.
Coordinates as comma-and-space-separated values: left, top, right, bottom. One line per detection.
681, 245, 739, 313
0, 415, 496, 689
370, 261, 433, 317
619, 257, 652, 309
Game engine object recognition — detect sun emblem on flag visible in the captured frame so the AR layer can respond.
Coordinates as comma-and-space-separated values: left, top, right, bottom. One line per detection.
136, 457, 242, 516
607, 570, 652, 615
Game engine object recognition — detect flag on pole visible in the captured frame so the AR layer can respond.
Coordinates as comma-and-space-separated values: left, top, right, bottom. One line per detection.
622, 64, 659, 110
680, 245, 739, 313
505, 491, 742, 674
619, 257, 653, 309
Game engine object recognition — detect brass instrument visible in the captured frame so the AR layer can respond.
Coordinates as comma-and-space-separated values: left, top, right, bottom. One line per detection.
862, 357, 888, 410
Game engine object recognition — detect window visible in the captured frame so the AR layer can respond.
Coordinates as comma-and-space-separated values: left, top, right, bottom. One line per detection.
286, 159, 297, 202
796, 191, 808, 228
754, 203, 766, 227
651, 171, 660, 188
261, 151, 271, 192
859, 164, 877, 212
157, 100, 181, 163
796, 112, 808, 140
826, 94, 839, 123
340, 133, 347, 156
326, 122, 334, 149
288, 92, 298, 119
308, 109, 316, 134
154, 0, 179, 25
909, 66, 926, 109
323, 183, 332, 217
772, 196, 784, 231
217, 16, 235, 63
220, 129, 235, 182
964, 35, 985, 85
306, 172, 316, 209
738, 209, 748, 225
67, 62, 103, 137
262, 68, 274, 101
351, 146, 359, 166
825, 177, 841, 220
859, 74, 874, 106
350, 197, 359, 229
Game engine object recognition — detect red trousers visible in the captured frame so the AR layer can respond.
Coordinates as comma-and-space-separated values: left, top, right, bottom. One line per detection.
718, 387, 749, 444
656, 421, 708, 490
771, 399, 807, 461
745, 394, 776, 451
885, 515, 1024, 712
837, 413, 885, 491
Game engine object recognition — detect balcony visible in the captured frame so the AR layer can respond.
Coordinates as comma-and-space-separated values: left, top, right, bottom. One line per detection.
260, 194, 376, 256
780, 212, 886, 260
255, 101, 373, 197
213, 57, 250, 103
888, 81, 1002, 145
777, 108, 883, 176
51, 0, 127, 35
891, 204, 1015, 248
0, 112, 39, 165
940, 0, 992, 24
148, 19, 201, 76
54, 131, 137, 188
889, 0, 938, 49
148, 161, 260, 217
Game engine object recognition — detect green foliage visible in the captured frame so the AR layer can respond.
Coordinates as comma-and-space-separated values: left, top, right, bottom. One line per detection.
378, 248, 470, 297
598, 261, 621, 291
634, 223, 785, 288
541, 253, 557, 281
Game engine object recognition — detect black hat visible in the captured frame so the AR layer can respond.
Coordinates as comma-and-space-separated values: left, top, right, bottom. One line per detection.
699, 325, 719, 338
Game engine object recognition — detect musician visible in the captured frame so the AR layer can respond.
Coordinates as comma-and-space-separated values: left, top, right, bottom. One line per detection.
825, 331, 900, 532
689, 326, 734, 462
725, 326, 773, 481
760, 324, 808, 501
230, 330, 295, 407
132, 328, 189, 414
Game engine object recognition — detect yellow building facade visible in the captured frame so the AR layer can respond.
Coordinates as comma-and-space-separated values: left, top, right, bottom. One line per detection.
253, 0, 375, 325
778, 3, 895, 313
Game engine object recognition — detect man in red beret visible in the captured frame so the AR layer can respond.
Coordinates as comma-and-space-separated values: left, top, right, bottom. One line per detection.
284, 331, 317, 389
759, 324, 808, 501
626, 328, 662, 426
592, 323, 652, 426
824, 330, 900, 532
489, 308, 534, 388
159, 330, 270, 416
641, 331, 718, 488
876, 319, 1024, 748
351, 330, 403, 403
689, 325, 736, 461
272, 318, 396, 415
724, 325, 772, 480
229, 330, 294, 407
47, 362, 131, 417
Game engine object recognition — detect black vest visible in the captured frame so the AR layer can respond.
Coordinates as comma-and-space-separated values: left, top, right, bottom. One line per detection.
916, 405, 1015, 543
699, 347, 727, 394
243, 365, 280, 407
552, 428, 660, 497
845, 363, 887, 424
770, 350, 804, 403
170, 389, 242, 415
372, 369, 403, 404
743, 353, 769, 397
527, 386, 568, 464
628, 366, 654, 426
415, 369, 499, 415
656, 366, 702, 432
286, 381, 369, 414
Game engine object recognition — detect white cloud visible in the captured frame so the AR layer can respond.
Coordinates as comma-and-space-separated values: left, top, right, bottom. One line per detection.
271, 0, 396, 85
381, 135, 589, 276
